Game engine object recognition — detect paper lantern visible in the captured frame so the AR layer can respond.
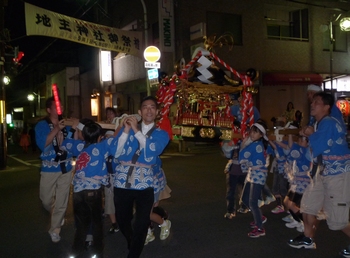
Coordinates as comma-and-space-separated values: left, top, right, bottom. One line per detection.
336, 99, 350, 116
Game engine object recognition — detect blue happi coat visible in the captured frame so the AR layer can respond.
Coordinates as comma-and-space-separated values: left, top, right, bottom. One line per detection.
35, 119, 74, 173
113, 127, 169, 190
309, 116, 350, 176
239, 140, 268, 185
285, 142, 312, 194
64, 137, 119, 192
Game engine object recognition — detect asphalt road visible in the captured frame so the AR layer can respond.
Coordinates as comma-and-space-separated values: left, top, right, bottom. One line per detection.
1, 142, 349, 258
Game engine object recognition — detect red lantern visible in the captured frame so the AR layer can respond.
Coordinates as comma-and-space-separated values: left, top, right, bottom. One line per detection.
336, 99, 350, 117
17, 51, 24, 62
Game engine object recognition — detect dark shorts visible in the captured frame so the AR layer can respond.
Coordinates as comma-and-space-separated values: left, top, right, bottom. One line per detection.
229, 163, 245, 176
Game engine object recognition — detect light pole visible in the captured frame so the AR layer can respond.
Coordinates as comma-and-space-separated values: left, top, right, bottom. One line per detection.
329, 14, 341, 95
140, 0, 151, 96
0, 0, 7, 170
328, 15, 350, 96
27, 94, 35, 118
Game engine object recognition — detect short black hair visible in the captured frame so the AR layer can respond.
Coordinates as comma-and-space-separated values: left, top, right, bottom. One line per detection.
313, 92, 334, 113
80, 118, 94, 125
45, 97, 55, 109
82, 122, 102, 144
140, 96, 158, 108
105, 107, 116, 115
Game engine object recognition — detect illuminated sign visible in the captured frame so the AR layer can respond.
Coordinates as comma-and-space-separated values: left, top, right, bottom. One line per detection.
148, 69, 159, 80
52, 83, 62, 116
100, 50, 112, 82
144, 46, 161, 63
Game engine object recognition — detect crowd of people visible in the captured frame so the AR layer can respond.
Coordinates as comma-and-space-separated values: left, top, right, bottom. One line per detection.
35, 96, 171, 258
222, 84, 350, 257
34, 83, 350, 258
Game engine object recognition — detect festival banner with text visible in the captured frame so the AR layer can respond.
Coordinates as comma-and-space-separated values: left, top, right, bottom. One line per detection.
25, 3, 143, 57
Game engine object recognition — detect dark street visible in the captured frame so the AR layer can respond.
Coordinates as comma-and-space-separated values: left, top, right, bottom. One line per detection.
0, 142, 349, 258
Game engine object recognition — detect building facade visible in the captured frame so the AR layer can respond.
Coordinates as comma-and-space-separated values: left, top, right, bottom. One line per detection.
28, 0, 350, 127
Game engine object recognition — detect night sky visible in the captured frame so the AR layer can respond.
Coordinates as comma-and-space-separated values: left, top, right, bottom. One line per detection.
5, 0, 92, 66
3, 0, 97, 107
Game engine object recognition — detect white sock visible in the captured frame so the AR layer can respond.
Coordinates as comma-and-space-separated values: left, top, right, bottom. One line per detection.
147, 227, 152, 234
160, 220, 167, 227
85, 234, 93, 241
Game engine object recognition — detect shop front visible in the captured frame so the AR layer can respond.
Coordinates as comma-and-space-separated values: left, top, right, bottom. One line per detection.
259, 73, 323, 129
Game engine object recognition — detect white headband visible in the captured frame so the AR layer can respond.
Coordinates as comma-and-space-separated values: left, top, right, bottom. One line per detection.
252, 123, 269, 141
105, 130, 114, 136
77, 122, 85, 131
307, 84, 322, 92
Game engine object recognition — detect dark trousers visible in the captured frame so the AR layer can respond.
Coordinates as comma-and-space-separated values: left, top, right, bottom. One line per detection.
242, 182, 265, 228
272, 171, 289, 197
226, 173, 246, 213
262, 183, 274, 199
114, 187, 154, 258
72, 189, 103, 256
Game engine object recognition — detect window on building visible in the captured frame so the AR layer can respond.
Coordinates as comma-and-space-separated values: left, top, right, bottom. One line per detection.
324, 76, 350, 91
206, 11, 242, 45
322, 25, 347, 52
265, 8, 309, 41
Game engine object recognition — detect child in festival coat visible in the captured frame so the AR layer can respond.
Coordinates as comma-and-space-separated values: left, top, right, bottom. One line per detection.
223, 140, 249, 219
269, 140, 290, 218
64, 122, 119, 257
239, 121, 270, 238
276, 134, 312, 232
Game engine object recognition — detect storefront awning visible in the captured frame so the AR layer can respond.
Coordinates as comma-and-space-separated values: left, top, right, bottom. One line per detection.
262, 73, 323, 86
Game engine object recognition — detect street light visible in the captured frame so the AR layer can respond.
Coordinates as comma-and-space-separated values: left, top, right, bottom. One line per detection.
3, 75, 9, 85
27, 93, 36, 117
340, 17, 350, 31
27, 94, 34, 101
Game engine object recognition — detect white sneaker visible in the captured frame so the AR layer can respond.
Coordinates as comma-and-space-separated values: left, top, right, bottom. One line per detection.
258, 199, 265, 207
285, 220, 301, 229
49, 231, 61, 243
264, 195, 276, 205
282, 214, 294, 223
271, 205, 284, 214
144, 231, 155, 245
160, 220, 171, 240
296, 221, 304, 232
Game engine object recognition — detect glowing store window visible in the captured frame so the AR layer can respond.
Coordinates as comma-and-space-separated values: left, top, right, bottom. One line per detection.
101, 51, 112, 82
91, 98, 99, 116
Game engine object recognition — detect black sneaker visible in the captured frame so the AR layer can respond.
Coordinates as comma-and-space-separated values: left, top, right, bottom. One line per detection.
109, 224, 120, 234
288, 234, 316, 249
237, 207, 250, 214
340, 245, 350, 258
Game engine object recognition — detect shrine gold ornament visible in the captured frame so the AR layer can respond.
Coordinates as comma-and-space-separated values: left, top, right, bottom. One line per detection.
199, 127, 215, 138
203, 33, 234, 53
